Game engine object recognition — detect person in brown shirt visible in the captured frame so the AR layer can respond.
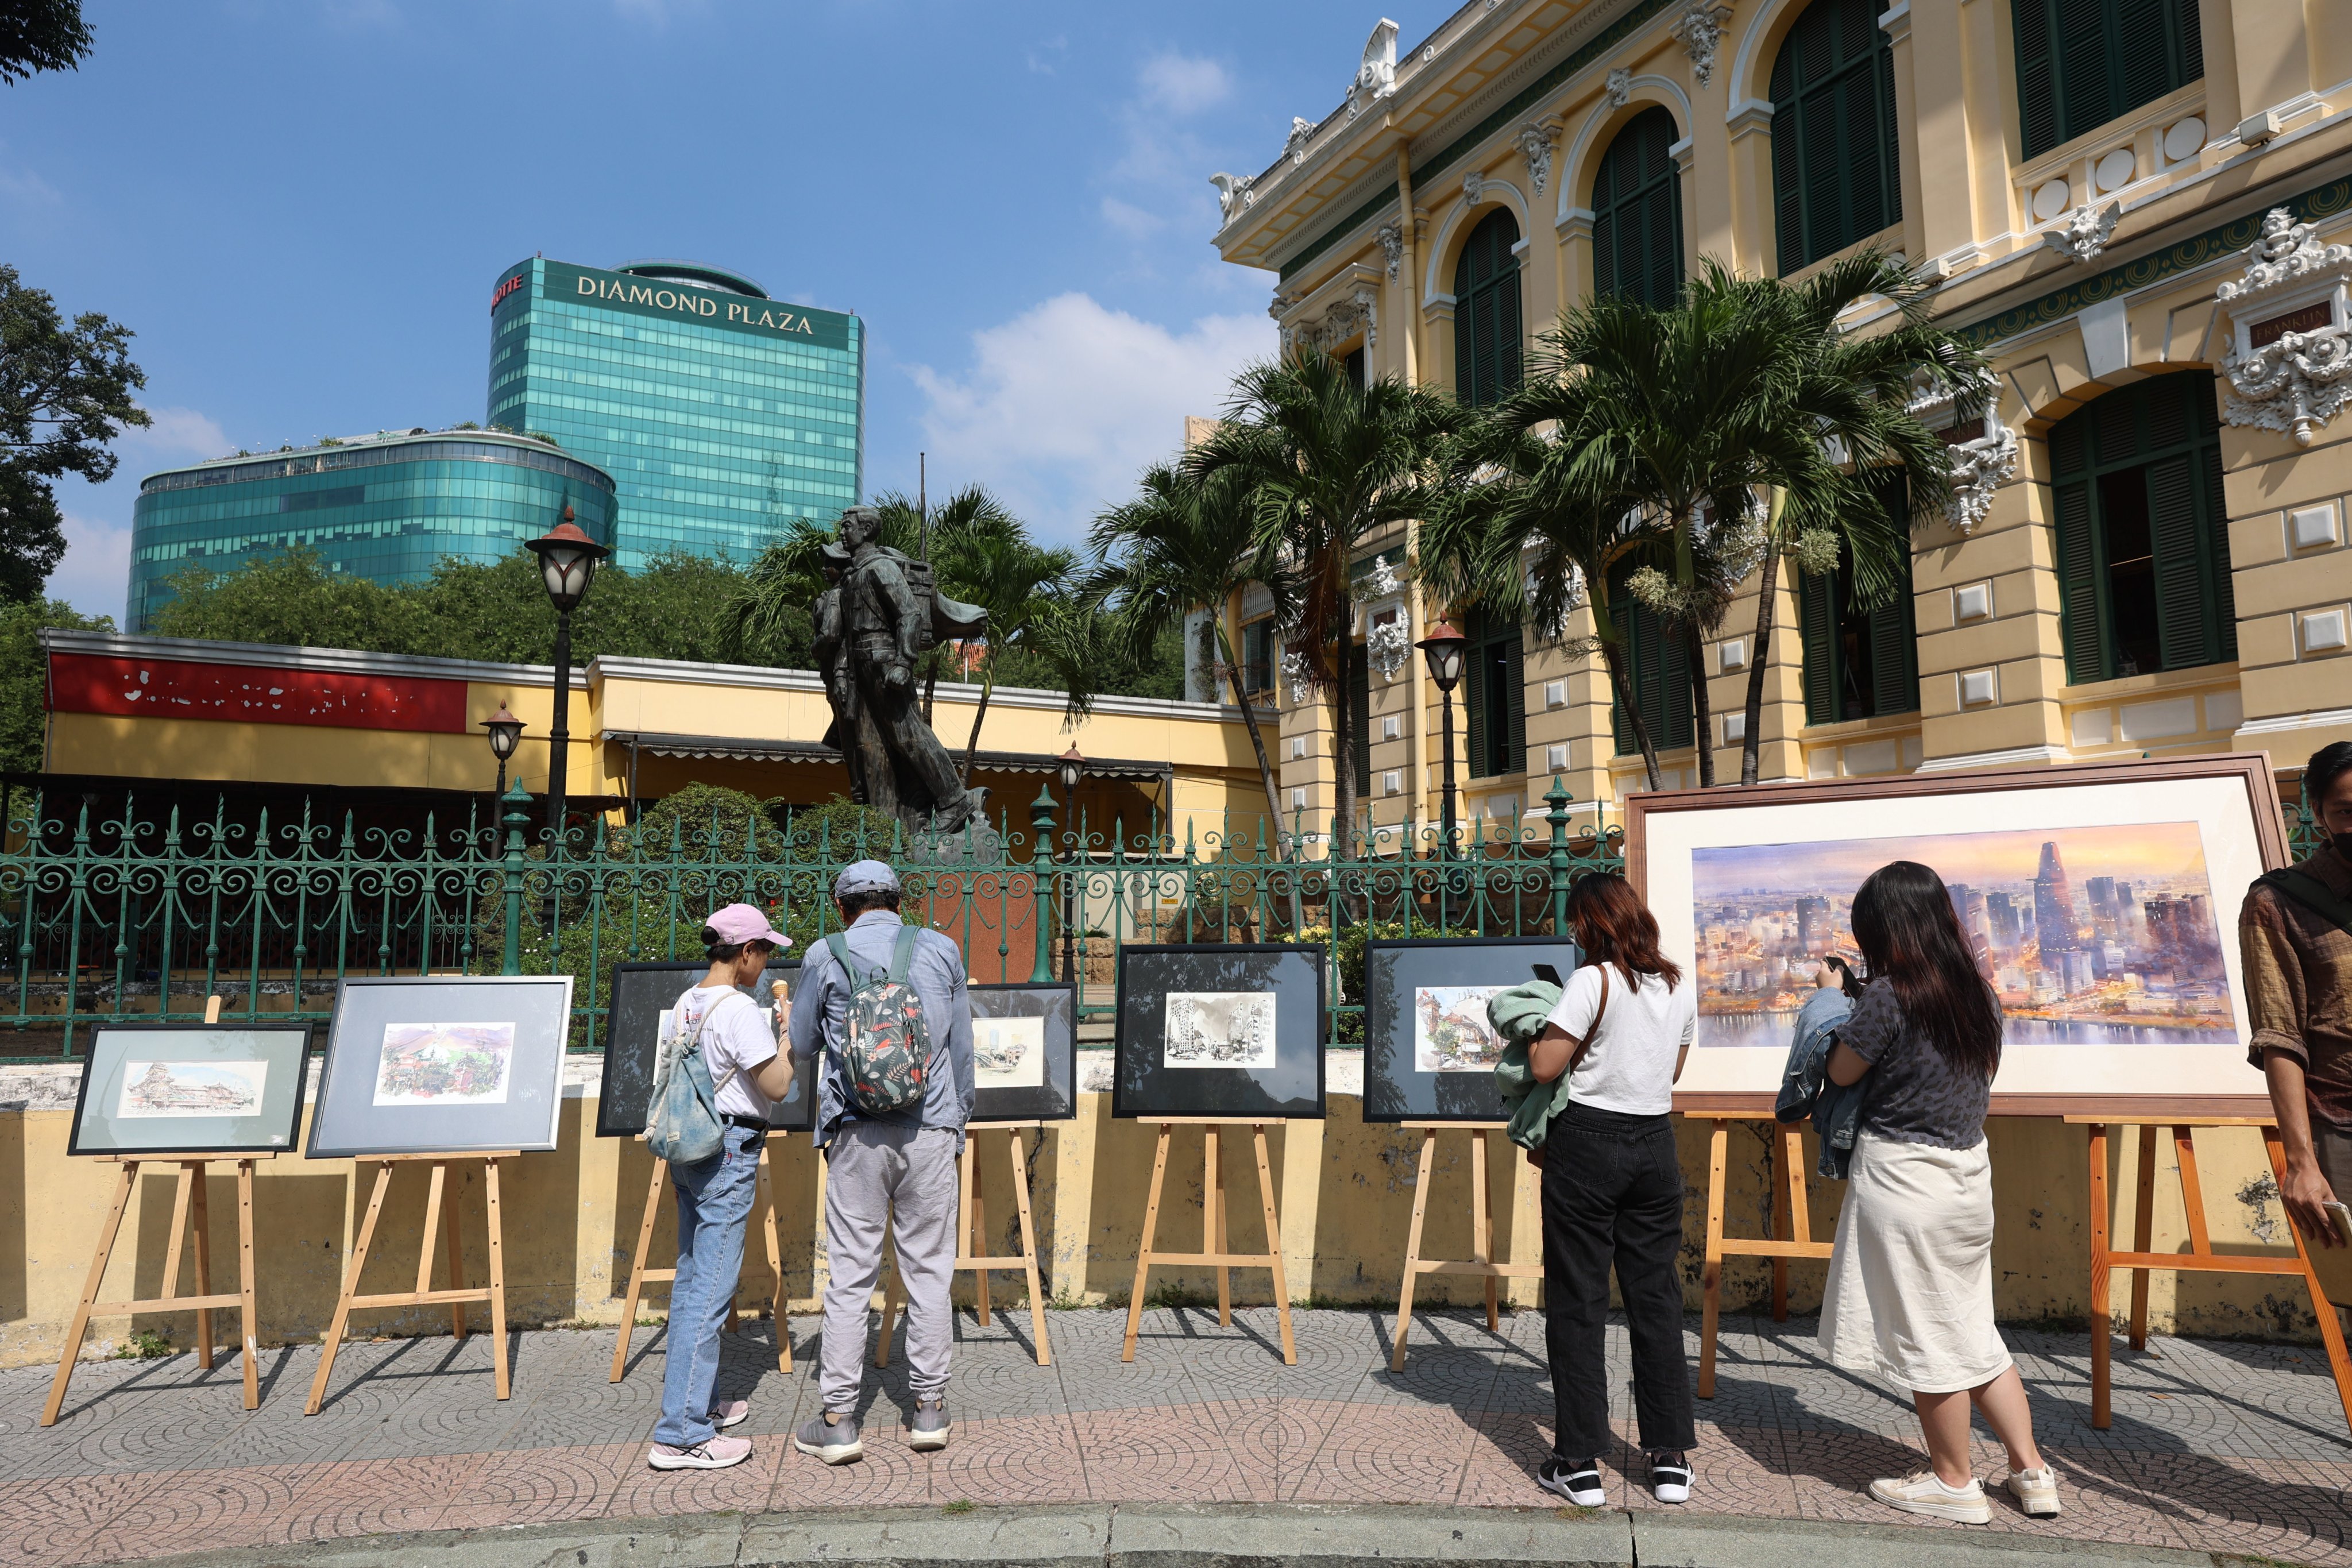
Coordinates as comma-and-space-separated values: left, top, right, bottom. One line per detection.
2239, 739, 2352, 1252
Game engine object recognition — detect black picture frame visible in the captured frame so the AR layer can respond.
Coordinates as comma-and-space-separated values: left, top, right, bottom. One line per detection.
66, 1022, 315, 1157
307, 975, 574, 1158
968, 982, 1078, 1122
1362, 936, 1580, 1123
1112, 943, 1325, 1121
596, 959, 806, 1138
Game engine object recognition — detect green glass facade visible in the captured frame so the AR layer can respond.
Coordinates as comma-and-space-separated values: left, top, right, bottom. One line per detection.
128, 432, 617, 631
486, 258, 863, 570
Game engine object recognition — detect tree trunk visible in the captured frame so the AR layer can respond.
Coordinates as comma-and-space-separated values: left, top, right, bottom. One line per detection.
1739, 537, 1782, 786
1685, 619, 1715, 788
1601, 636, 1664, 793
1330, 665, 1357, 862
958, 664, 997, 787
1220, 629, 1303, 934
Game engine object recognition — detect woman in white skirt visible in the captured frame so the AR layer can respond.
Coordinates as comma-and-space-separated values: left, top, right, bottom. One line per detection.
1821, 860, 2060, 1524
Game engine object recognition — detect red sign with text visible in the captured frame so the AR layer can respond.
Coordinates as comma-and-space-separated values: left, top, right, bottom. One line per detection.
48, 652, 470, 734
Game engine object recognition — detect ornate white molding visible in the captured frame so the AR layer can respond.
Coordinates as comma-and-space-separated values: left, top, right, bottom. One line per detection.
1944, 422, 2019, 534
2216, 207, 2352, 447
1462, 169, 1488, 208
2042, 201, 2119, 264
1281, 648, 1312, 706
1346, 18, 1400, 121
1286, 117, 1315, 166
1366, 606, 1411, 681
1670, 2, 1734, 88
1605, 67, 1632, 107
1210, 172, 1256, 225
1516, 122, 1555, 198
1376, 221, 1404, 281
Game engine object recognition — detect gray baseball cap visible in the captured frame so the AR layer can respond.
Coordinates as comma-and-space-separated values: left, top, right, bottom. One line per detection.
834, 859, 901, 898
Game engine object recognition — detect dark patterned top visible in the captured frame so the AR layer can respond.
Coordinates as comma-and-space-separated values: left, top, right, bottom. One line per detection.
1835, 978, 1995, 1150
2240, 846, 2352, 1132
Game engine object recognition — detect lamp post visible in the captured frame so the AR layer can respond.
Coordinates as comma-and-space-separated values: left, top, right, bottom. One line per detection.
1417, 621, 1468, 859
525, 506, 609, 856
480, 702, 524, 798
1056, 746, 1084, 984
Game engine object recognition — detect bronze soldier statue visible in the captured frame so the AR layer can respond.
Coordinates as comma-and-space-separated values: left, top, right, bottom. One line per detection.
816, 506, 989, 836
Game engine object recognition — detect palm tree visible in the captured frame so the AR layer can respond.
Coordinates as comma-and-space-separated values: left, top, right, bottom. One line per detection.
1194, 349, 1466, 851
1088, 460, 1296, 844
936, 524, 1098, 784
1713, 253, 1990, 785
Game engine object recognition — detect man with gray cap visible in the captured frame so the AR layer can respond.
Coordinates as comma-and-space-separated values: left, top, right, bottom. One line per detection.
787, 859, 973, 1463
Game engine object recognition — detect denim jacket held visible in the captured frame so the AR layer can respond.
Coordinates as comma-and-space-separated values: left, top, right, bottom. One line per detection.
1775, 986, 1864, 1179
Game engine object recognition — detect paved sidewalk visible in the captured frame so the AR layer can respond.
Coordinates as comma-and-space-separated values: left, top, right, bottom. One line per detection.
2, 1308, 2346, 1567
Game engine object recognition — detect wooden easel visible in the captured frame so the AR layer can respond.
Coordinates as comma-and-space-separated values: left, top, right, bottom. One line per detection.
1695, 1108, 1830, 1397
1122, 1118, 1295, 1364
876, 1120, 1053, 1367
44, 994, 273, 1425
2077, 1114, 2352, 1431
609, 1132, 794, 1382
1389, 1122, 1540, 1370
304, 1150, 512, 1415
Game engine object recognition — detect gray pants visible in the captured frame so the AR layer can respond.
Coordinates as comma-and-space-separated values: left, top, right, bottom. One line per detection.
821, 1121, 960, 1412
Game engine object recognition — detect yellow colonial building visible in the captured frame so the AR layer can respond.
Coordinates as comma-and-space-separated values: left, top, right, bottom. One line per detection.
1211, 0, 2352, 827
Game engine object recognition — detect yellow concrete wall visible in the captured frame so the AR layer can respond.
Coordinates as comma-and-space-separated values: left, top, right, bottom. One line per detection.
1, 1093, 2323, 1369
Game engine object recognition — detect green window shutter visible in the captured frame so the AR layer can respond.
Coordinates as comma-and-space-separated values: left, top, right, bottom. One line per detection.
2146, 453, 2208, 671
1593, 204, 1620, 299
1770, 80, 1805, 273
1870, 587, 1919, 716
1464, 630, 1489, 778
2057, 2, 2112, 138
1504, 634, 1527, 773
1660, 615, 1694, 751
1799, 570, 1837, 724
2175, 0, 2203, 80
2014, 0, 2058, 159
2053, 477, 2107, 683
2203, 439, 2238, 663
1768, 0, 1898, 273
1495, 260, 1523, 397
1454, 287, 1476, 404
2117, 0, 2175, 109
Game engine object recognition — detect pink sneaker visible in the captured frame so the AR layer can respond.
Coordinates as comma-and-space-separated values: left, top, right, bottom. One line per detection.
708, 1398, 750, 1430
648, 1435, 752, 1470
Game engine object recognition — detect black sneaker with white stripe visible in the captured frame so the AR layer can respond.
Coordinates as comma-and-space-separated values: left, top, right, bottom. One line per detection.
1649, 1450, 1693, 1504
1536, 1455, 1608, 1507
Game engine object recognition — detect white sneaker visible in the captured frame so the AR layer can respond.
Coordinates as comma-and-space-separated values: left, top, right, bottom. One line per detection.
1869, 1469, 1991, 1524
2005, 1466, 2061, 1517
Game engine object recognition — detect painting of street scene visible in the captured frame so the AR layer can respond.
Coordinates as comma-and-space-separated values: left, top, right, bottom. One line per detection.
117, 1060, 267, 1118
974, 1016, 1046, 1088
1164, 991, 1277, 1069
372, 1022, 515, 1106
1690, 821, 2235, 1048
1413, 986, 1508, 1073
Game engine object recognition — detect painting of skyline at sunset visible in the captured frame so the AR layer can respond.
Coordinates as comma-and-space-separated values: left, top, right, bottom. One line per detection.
1689, 820, 2235, 1049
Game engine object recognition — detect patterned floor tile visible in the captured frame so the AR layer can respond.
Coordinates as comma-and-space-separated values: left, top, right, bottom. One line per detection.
65, 1463, 313, 1565
0, 1472, 149, 1568
1281, 1399, 1474, 1503
1068, 1400, 1279, 1501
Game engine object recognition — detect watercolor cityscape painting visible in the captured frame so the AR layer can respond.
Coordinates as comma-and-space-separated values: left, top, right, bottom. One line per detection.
371, 1022, 516, 1106
1413, 986, 1509, 1073
1690, 821, 2235, 1048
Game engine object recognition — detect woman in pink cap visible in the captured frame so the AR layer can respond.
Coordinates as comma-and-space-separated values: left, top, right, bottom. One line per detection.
646, 902, 794, 1472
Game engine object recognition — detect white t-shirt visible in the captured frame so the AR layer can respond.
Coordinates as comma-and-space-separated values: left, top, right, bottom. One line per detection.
673, 986, 782, 1122
1540, 963, 1694, 1115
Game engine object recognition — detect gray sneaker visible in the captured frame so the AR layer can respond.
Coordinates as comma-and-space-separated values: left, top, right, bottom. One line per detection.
908, 1397, 950, 1451
794, 1411, 863, 1465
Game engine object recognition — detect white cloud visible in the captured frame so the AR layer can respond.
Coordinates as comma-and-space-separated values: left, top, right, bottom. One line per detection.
122, 406, 231, 462
1099, 197, 1164, 240
1138, 53, 1232, 115
51, 512, 130, 623
908, 293, 1272, 542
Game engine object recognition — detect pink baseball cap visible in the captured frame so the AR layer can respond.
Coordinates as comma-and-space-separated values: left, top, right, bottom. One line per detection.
706, 902, 790, 949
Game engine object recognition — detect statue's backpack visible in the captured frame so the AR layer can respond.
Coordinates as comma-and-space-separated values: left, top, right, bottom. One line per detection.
825, 928, 932, 1117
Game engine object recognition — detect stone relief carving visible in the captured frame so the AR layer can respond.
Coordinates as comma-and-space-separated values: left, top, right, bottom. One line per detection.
1376, 221, 1404, 282
2216, 207, 2352, 447
1281, 648, 1312, 706
1347, 18, 1400, 120
1943, 422, 2019, 535
1210, 172, 1256, 224
1516, 123, 1555, 198
1287, 117, 1315, 166
1669, 1, 1733, 88
1605, 68, 1632, 107
2045, 201, 2119, 264
1366, 607, 1411, 681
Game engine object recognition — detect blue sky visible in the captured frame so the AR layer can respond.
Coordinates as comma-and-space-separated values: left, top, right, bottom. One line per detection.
5, 0, 1457, 621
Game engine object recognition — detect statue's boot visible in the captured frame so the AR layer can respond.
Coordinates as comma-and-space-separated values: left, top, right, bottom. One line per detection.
930, 787, 990, 836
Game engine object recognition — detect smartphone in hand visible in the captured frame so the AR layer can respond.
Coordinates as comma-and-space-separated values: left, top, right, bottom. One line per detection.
1531, 964, 1564, 987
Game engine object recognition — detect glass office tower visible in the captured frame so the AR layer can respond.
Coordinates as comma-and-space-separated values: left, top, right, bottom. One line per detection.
128, 430, 617, 631
486, 257, 863, 570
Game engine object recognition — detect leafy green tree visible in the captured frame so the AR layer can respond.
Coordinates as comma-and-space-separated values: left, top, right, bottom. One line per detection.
0, 265, 148, 603
932, 519, 1099, 784
1193, 349, 1466, 849
1, 1, 92, 86
0, 596, 110, 772
149, 547, 425, 650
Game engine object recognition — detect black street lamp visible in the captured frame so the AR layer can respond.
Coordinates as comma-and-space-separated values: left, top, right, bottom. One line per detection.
480, 701, 525, 797
525, 505, 609, 853
1056, 746, 1084, 984
1418, 620, 1468, 859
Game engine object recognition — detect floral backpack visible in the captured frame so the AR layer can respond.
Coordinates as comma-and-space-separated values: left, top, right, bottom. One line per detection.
825, 928, 931, 1117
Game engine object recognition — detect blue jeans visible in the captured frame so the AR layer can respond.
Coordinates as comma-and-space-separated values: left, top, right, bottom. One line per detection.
652, 1124, 760, 1447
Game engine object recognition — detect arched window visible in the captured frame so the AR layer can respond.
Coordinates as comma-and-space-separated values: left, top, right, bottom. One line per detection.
2014, 0, 2203, 161
1591, 106, 1685, 308
1770, 0, 1901, 275
2049, 372, 2235, 683
1610, 565, 1694, 757
1453, 207, 1524, 407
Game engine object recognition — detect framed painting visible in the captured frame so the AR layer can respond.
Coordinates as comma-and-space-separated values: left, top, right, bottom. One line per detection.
66, 1023, 314, 1157
1625, 753, 2288, 1114
595, 959, 805, 1138
968, 982, 1079, 1122
1113, 944, 1325, 1121
307, 975, 574, 1157
1363, 936, 1581, 1123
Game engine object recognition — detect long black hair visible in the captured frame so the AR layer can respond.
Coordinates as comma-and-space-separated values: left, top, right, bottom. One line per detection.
1849, 860, 2003, 1080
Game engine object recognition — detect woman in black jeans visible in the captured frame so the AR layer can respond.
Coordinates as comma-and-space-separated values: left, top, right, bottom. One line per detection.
1528, 872, 1697, 1506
